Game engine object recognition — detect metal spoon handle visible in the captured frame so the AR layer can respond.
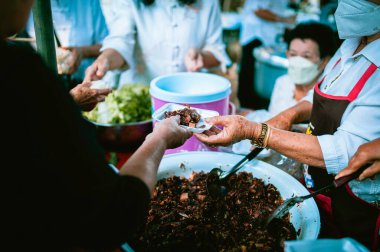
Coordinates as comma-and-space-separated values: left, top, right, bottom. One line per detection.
220, 148, 263, 180
301, 184, 333, 200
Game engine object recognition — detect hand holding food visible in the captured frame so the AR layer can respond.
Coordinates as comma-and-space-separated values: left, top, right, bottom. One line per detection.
185, 48, 204, 72
164, 105, 201, 128
153, 104, 219, 133
70, 82, 112, 112
84, 56, 110, 82
150, 116, 192, 149
336, 139, 380, 181
56, 48, 72, 74
195, 115, 259, 146
62, 46, 83, 75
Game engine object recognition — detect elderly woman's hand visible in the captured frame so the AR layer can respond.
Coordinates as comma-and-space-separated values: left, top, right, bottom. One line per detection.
70, 82, 112, 111
336, 139, 380, 181
195, 115, 259, 146
149, 116, 193, 149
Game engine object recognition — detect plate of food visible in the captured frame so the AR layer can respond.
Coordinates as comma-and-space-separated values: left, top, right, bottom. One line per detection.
131, 152, 320, 251
152, 103, 219, 133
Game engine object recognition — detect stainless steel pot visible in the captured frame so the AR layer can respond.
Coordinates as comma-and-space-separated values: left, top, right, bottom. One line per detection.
90, 119, 153, 152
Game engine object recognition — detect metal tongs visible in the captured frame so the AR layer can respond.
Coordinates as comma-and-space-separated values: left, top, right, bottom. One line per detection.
207, 148, 264, 198
266, 163, 371, 226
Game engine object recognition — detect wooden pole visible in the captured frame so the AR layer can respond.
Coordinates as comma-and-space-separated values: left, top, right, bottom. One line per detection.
32, 0, 57, 74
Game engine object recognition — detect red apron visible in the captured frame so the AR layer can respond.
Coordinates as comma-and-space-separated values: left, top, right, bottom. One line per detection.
306, 59, 380, 250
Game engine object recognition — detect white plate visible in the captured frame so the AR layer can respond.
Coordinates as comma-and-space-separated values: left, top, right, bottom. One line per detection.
152, 103, 219, 133
158, 151, 320, 240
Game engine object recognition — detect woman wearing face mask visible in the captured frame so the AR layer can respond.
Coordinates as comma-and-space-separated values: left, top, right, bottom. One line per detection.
196, 0, 380, 249
268, 22, 337, 117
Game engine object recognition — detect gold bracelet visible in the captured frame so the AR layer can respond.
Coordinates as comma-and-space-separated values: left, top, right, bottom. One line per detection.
263, 126, 272, 148
251, 123, 268, 148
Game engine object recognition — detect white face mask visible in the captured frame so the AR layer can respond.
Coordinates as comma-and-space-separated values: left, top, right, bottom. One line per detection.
335, 0, 380, 39
288, 56, 320, 85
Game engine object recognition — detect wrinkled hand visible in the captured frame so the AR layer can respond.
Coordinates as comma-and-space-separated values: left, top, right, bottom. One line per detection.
185, 48, 204, 72
195, 115, 258, 147
150, 116, 192, 149
84, 56, 110, 82
62, 47, 83, 75
336, 139, 380, 181
70, 82, 112, 111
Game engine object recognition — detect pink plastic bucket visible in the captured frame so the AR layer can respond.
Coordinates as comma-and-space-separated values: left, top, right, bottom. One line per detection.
150, 73, 231, 154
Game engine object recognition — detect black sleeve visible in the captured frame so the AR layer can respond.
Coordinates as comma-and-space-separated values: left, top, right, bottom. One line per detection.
2, 43, 150, 249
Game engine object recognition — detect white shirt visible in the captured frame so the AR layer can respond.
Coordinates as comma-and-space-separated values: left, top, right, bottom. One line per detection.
268, 74, 298, 117
240, 0, 288, 46
303, 38, 380, 202
27, 0, 109, 80
102, 0, 230, 84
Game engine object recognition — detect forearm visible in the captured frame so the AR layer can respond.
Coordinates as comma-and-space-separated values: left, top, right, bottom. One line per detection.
268, 128, 325, 167
98, 48, 126, 70
80, 44, 102, 58
202, 51, 221, 69
267, 101, 312, 130
254, 9, 282, 22
119, 135, 166, 194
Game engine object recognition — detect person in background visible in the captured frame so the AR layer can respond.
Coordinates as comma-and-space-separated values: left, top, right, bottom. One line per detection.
336, 138, 380, 181
26, 0, 109, 86
238, 0, 295, 109
196, 0, 380, 248
84, 0, 230, 84
268, 21, 337, 117
1, 0, 192, 250
26, 0, 111, 111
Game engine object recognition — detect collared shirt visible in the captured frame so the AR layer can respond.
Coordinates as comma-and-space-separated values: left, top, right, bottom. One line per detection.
303, 38, 380, 202
102, 0, 230, 84
27, 0, 109, 80
268, 74, 299, 117
240, 0, 288, 46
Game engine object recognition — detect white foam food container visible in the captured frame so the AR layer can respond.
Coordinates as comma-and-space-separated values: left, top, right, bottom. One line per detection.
152, 103, 219, 133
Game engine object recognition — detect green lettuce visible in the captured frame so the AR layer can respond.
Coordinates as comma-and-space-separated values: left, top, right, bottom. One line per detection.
84, 84, 152, 124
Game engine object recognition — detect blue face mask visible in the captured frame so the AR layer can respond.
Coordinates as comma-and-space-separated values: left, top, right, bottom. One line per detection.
335, 0, 380, 39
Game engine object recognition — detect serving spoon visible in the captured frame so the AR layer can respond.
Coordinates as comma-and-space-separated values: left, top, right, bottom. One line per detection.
207, 148, 264, 198
266, 163, 371, 226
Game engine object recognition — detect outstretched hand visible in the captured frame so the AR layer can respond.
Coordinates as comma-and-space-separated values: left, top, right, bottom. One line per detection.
149, 116, 193, 149
70, 82, 112, 111
195, 115, 259, 147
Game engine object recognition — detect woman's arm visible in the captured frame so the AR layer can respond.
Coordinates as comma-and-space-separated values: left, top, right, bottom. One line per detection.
255, 9, 296, 24
266, 100, 313, 130
195, 114, 325, 167
267, 127, 325, 167
119, 117, 192, 194
80, 44, 102, 58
